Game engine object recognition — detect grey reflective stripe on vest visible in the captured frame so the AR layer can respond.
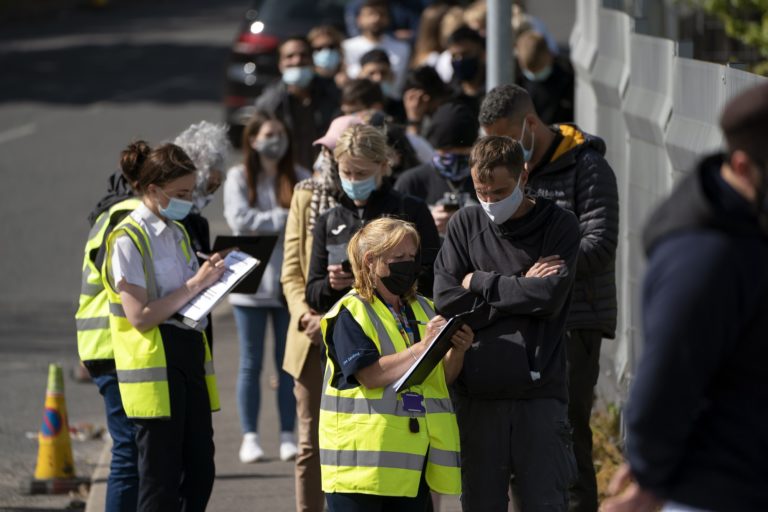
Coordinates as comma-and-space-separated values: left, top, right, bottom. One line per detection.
89, 211, 110, 239
122, 224, 159, 301
350, 294, 396, 356
204, 360, 214, 376
80, 268, 103, 297
415, 295, 435, 318
109, 302, 126, 317
321, 395, 452, 417
76, 316, 109, 331
320, 448, 425, 471
117, 367, 167, 383
428, 447, 461, 467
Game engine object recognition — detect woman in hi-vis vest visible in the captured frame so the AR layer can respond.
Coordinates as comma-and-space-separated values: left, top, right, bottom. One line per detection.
103, 142, 227, 512
319, 218, 473, 511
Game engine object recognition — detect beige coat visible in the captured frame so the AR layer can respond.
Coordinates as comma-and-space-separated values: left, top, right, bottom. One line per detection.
280, 188, 317, 379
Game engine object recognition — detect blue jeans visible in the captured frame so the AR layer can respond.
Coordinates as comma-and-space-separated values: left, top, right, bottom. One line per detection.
92, 373, 139, 512
233, 305, 296, 433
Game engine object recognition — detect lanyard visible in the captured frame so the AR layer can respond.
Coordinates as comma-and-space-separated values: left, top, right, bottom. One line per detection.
383, 300, 415, 347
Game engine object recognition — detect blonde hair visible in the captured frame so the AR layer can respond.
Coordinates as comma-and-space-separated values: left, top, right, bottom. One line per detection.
333, 124, 394, 170
463, 0, 487, 33
348, 218, 421, 303
439, 6, 465, 48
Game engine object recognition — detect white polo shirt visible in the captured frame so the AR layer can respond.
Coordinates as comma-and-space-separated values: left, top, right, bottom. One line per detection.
110, 203, 203, 329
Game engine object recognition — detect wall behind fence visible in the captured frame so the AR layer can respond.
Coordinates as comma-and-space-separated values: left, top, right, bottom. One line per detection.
570, 0, 765, 398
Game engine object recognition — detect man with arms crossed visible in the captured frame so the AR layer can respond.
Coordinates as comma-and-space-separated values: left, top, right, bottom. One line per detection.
434, 135, 579, 511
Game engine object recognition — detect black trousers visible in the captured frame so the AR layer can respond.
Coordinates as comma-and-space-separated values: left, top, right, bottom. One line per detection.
456, 395, 577, 512
566, 329, 602, 512
134, 325, 215, 512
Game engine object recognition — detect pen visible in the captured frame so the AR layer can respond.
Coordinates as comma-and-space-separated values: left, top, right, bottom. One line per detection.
196, 251, 211, 260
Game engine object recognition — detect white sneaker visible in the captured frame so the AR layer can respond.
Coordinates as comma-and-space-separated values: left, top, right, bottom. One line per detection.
239, 432, 264, 463
279, 431, 298, 461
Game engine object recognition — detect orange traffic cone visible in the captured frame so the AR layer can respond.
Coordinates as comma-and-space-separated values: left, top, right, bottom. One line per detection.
25, 364, 88, 494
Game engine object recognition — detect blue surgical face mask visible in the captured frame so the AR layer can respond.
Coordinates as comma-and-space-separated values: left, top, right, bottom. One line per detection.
158, 188, 194, 221
432, 153, 471, 181
282, 66, 315, 88
520, 118, 535, 163
522, 64, 553, 82
478, 181, 523, 224
313, 48, 341, 71
340, 175, 378, 201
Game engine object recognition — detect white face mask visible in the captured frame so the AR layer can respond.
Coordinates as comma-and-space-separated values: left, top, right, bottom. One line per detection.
478, 181, 523, 224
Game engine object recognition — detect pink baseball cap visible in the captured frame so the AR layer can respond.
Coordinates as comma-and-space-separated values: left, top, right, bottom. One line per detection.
313, 114, 364, 150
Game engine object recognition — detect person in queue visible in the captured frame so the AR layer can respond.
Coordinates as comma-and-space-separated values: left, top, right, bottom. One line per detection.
433, 135, 580, 511
479, 84, 618, 512
103, 141, 223, 511
281, 113, 364, 512
174, 120, 230, 352
224, 112, 311, 464
395, 101, 479, 235
304, 124, 440, 314
308, 24, 347, 89
319, 217, 473, 511
255, 36, 340, 170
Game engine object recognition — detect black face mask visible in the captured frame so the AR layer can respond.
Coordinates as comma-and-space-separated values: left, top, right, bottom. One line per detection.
380, 260, 420, 296
452, 57, 480, 82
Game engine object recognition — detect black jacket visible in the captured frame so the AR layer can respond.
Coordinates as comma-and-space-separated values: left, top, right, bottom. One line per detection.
516, 58, 574, 125
433, 199, 579, 401
305, 185, 441, 313
626, 154, 768, 511
394, 162, 476, 207
528, 123, 618, 337
254, 76, 340, 169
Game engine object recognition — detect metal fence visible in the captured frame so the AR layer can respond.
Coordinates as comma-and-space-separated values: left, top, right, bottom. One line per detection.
570, 0, 766, 395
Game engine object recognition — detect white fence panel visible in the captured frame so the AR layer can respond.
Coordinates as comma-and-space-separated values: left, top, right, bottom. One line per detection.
620, 34, 676, 381
570, 0, 599, 133
590, 7, 632, 384
665, 58, 728, 179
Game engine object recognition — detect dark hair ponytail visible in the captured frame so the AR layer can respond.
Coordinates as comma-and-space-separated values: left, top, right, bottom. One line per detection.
120, 140, 151, 185
122, 141, 196, 195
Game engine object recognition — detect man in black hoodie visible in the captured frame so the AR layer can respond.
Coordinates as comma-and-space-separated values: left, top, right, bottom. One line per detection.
603, 83, 768, 512
480, 84, 618, 512
434, 136, 579, 511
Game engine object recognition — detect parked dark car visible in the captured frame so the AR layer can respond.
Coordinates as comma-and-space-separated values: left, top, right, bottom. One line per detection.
224, 0, 348, 146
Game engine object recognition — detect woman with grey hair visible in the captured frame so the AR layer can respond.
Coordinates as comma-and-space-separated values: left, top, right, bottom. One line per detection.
174, 120, 231, 350
174, 120, 229, 212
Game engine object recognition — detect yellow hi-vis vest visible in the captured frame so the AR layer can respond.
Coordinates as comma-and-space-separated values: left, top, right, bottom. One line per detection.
76, 198, 141, 364
319, 291, 461, 497
102, 215, 220, 419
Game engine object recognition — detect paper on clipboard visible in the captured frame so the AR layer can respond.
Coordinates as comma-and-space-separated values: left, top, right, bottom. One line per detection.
392, 310, 473, 393
177, 250, 260, 328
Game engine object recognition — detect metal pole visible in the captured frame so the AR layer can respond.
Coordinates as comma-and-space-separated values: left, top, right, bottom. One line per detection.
486, 0, 513, 91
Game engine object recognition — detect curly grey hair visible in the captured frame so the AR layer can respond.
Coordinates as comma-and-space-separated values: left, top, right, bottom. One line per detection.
173, 121, 230, 195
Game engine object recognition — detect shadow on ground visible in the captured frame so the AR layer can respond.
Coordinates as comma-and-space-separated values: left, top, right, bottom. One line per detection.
0, 42, 230, 104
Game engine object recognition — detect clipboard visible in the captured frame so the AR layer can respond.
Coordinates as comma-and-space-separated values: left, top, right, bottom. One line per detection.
176, 250, 260, 328
212, 235, 278, 294
392, 309, 474, 393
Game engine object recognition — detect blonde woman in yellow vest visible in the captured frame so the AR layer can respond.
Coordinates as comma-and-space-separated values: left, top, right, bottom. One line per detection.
319, 217, 473, 511
103, 141, 226, 512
